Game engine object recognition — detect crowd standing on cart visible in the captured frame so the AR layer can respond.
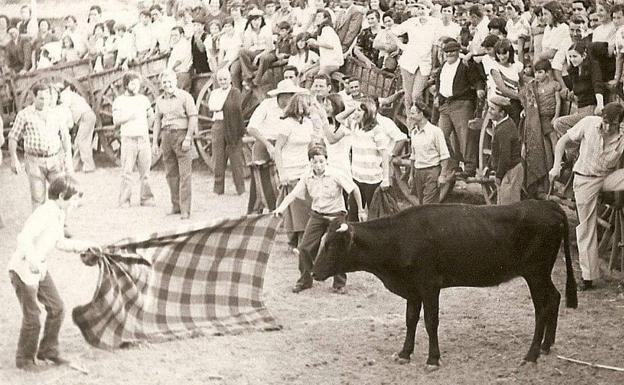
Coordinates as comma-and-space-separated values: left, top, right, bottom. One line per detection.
3, 0, 624, 371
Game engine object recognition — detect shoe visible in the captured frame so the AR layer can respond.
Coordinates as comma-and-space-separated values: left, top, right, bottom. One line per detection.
119, 202, 131, 209
167, 209, 181, 216
17, 361, 46, 372
578, 279, 594, 291
292, 248, 300, 258
332, 286, 347, 295
64, 226, 73, 239
36, 355, 70, 366
180, 213, 190, 220
291, 282, 312, 293
140, 199, 156, 207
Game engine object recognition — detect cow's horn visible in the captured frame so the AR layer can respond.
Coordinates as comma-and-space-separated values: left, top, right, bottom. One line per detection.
336, 223, 349, 233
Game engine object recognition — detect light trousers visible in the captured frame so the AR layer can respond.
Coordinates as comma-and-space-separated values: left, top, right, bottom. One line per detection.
119, 136, 154, 205
574, 170, 624, 280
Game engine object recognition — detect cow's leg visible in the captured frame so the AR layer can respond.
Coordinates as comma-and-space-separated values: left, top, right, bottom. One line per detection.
397, 298, 422, 362
541, 278, 561, 354
523, 275, 548, 363
422, 288, 441, 367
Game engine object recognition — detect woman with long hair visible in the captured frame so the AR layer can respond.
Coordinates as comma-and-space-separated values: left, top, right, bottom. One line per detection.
235, 9, 274, 88
538, 1, 572, 93
274, 92, 317, 253
306, 9, 343, 76
553, 42, 604, 136
337, 98, 390, 216
208, 68, 246, 195
288, 32, 319, 78
490, 39, 524, 125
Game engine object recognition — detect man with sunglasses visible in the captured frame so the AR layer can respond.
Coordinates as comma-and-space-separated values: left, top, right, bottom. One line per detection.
549, 102, 624, 291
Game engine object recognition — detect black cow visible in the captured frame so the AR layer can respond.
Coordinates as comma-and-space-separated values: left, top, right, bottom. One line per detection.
312, 200, 577, 369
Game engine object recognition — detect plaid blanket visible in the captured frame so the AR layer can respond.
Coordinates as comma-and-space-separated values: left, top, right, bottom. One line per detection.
72, 214, 282, 349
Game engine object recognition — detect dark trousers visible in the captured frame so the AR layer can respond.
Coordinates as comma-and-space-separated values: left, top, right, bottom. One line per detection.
238, 49, 263, 82
212, 120, 246, 195
438, 99, 477, 173
297, 211, 347, 288
348, 180, 380, 221
412, 165, 441, 204
161, 129, 192, 215
10, 271, 64, 367
253, 51, 278, 85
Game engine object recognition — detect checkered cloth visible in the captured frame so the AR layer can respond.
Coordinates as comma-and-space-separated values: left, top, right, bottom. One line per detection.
72, 214, 283, 349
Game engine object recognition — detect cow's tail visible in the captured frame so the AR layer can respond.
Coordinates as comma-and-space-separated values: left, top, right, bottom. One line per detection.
562, 210, 578, 309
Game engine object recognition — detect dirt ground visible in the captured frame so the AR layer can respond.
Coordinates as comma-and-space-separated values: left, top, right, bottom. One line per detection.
1, 156, 623, 385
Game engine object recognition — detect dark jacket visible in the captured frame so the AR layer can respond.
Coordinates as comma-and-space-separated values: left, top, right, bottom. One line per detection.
223, 87, 245, 146
5, 37, 32, 72
435, 59, 484, 104
490, 116, 522, 179
565, 57, 604, 109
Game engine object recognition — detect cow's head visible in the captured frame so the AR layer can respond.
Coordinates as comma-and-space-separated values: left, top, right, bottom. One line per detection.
312, 219, 354, 281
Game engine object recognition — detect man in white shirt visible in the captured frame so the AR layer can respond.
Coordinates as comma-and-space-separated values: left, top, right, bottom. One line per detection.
393, 0, 441, 107
167, 26, 193, 91
407, 99, 450, 204
134, 10, 156, 59
464, 4, 490, 64
150, 4, 175, 54
112, 73, 155, 208
8, 176, 97, 371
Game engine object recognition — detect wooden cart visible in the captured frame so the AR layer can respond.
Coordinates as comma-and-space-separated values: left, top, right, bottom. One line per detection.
1, 54, 168, 167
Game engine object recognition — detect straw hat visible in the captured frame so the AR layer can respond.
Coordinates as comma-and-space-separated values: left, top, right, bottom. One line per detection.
267, 79, 310, 97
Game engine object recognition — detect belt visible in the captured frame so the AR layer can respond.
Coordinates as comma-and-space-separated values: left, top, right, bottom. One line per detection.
415, 164, 441, 171
574, 171, 603, 178
26, 151, 59, 158
162, 125, 188, 131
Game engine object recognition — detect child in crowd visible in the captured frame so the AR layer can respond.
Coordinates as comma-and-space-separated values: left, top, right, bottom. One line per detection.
487, 95, 524, 205
521, 58, 561, 196
274, 145, 366, 294
60, 35, 80, 62
204, 20, 222, 72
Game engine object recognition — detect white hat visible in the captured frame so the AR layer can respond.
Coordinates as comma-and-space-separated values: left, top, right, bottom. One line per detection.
267, 79, 310, 97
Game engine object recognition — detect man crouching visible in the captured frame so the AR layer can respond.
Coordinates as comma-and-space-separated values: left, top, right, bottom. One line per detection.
7, 176, 99, 371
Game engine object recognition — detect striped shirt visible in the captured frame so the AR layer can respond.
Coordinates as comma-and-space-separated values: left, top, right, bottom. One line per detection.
351, 124, 386, 184
569, 116, 624, 177
8, 105, 64, 157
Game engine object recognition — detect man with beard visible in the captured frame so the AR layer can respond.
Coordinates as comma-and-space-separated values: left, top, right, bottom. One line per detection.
113, 72, 156, 208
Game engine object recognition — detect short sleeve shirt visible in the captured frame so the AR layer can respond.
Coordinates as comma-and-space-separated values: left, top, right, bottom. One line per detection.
8, 105, 63, 156
568, 116, 624, 176
155, 89, 198, 130
291, 167, 356, 214
410, 122, 450, 169
113, 94, 152, 137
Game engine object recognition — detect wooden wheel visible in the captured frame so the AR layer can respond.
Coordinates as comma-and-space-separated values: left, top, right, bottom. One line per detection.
194, 76, 215, 172
96, 72, 161, 167
478, 113, 497, 205
17, 73, 88, 111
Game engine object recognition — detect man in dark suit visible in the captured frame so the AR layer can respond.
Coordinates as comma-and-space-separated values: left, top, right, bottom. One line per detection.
434, 39, 484, 178
334, 0, 363, 53
5, 27, 32, 74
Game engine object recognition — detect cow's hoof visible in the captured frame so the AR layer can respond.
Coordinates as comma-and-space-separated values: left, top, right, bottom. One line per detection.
424, 364, 440, 373
392, 353, 410, 365
519, 360, 538, 369
540, 347, 551, 355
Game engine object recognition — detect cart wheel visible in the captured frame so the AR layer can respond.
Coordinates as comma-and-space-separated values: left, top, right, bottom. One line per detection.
96, 71, 161, 168
195, 77, 215, 172
17, 73, 88, 111
391, 140, 420, 206
478, 114, 497, 205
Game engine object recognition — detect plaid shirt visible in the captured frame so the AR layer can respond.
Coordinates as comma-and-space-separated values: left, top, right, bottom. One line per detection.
8, 105, 65, 156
